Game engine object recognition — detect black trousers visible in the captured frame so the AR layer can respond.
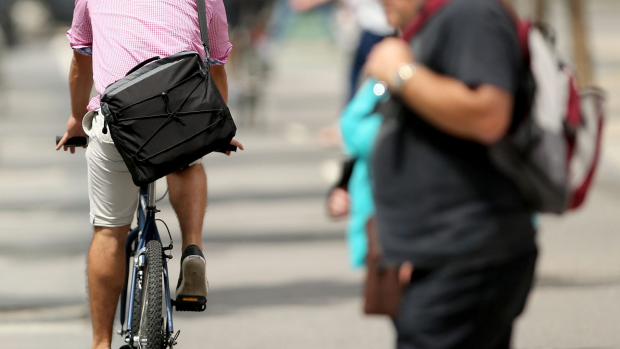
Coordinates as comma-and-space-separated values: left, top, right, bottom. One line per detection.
394, 250, 538, 349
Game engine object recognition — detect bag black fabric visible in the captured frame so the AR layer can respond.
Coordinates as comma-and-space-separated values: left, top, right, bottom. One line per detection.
99, 0, 236, 186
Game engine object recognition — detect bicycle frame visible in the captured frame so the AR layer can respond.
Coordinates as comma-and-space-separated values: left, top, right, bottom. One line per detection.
119, 182, 175, 348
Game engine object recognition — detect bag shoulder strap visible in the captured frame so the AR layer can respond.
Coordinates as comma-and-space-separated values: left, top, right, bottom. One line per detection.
401, 0, 453, 41
195, 0, 211, 60
401, 0, 524, 43
492, 0, 532, 60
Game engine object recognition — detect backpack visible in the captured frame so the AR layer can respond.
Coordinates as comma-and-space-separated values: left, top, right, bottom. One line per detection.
402, 0, 606, 214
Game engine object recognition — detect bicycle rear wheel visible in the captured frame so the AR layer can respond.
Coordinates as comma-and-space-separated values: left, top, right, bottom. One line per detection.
131, 264, 142, 338
137, 240, 164, 349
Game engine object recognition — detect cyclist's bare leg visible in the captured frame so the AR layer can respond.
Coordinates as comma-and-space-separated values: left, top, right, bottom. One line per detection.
88, 225, 130, 349
167, 164, 206, 251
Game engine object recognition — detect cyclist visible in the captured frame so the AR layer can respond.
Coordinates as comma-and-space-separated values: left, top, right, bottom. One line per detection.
55, 1, 241, 348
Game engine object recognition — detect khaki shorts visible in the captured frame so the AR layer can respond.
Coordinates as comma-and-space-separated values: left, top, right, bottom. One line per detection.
83, 110, 201, 227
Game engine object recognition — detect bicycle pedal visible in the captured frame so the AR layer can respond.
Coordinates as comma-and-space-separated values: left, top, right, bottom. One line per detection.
174, 296, 207, 312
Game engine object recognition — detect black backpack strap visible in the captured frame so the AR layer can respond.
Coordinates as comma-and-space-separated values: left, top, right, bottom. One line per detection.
195, 0, 211, 61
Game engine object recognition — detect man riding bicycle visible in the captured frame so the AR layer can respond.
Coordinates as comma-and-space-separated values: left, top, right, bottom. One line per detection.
55, 1, 242, 348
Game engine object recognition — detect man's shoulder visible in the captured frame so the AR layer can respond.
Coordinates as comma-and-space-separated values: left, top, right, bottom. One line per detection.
439, 0, 512, 24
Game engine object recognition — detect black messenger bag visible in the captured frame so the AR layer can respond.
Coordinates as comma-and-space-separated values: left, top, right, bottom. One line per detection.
99, 0, 236, 186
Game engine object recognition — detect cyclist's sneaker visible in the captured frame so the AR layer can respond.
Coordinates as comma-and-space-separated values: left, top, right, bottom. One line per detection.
175, 244, 208, 312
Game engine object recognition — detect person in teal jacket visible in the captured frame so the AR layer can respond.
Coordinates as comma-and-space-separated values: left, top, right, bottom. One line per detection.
336, 78, 389, 268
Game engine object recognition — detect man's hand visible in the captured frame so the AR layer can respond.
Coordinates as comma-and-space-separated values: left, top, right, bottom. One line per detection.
56, 116, 88, 154
399, 262, 414, 287
366, 37, 512, 145
226, 139, 244, 156
327, 187, 350, 219
365, 37, 415, 89
290, 0, 332, 12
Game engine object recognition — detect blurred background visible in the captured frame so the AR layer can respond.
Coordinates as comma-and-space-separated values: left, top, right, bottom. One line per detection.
0, 0, 619, 348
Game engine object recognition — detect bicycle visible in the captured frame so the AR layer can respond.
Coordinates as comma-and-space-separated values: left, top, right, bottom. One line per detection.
56, 135, 233, 349
120, 180, 179, 349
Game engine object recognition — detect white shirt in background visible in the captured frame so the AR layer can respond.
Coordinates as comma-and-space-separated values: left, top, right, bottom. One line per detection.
346, 0, 393, 36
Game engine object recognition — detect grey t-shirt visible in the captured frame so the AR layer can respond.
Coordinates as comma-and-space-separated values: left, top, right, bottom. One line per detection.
372, 0, 536, 268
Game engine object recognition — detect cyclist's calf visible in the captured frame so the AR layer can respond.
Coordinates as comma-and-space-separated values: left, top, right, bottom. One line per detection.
88, 225, 130, 349
167, 165, 207, 250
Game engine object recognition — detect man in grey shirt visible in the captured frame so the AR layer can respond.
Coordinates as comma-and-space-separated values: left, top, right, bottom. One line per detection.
366, 0, 536, 347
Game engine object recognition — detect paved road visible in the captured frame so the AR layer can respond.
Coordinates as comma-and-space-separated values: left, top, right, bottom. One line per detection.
0, 32, 394, 349
0, 1, 619, 348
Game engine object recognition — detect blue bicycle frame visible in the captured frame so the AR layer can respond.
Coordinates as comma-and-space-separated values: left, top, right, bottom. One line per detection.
119, 182, 176, 348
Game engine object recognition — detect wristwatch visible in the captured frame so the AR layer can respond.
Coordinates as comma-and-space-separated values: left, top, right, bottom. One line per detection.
391, 63, 418, 94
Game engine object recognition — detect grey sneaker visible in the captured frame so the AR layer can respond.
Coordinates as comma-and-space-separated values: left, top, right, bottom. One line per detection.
175, 245, 208, 312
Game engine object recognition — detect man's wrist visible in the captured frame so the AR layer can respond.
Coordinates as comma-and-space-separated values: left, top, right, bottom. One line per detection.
70, 111, 87, 122
390, 62, 418, 94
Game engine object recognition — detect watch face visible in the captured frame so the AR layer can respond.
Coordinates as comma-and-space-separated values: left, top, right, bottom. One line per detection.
393, 64, 416, 93
399, 64, 416, 80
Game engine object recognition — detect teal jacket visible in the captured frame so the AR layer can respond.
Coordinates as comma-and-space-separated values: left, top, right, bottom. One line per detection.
340, 78, 389, 268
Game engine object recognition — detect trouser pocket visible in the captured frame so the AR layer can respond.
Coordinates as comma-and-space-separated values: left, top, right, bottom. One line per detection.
82, 109, 114, 144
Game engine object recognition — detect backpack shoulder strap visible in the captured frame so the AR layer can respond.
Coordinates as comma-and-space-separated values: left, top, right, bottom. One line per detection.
401, 0, 454, 41
195, 0, 211, 61
492, 0, 532, 60
402, 0, 529, 51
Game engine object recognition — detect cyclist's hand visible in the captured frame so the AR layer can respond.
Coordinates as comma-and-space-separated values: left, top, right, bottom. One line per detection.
56, 116, 87, 154
226, 139, 244, 156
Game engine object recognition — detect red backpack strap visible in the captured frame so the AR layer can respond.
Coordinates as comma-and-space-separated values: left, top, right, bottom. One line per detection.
402, 0, 530, 60
401, 0, 454, 41
492, 0, 531, 60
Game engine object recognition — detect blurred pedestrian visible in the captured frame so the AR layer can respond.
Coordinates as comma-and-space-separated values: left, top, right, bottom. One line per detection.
314, 0, 391, 267
293, 0, 394, 100
56, 1, 240, 348
315, 0, 392, 148
329, 79, 388, 268
345, 0, 395, 100
365, 0, 537, 347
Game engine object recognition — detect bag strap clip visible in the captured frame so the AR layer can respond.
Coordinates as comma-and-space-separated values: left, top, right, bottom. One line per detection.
195, 0, 211, 62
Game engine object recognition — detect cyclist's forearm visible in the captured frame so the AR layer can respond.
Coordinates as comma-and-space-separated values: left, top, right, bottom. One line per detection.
211, 65, 228, 104
69, 51, 94, 121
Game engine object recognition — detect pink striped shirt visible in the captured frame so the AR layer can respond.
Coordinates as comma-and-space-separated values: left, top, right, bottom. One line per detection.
67, 0, 232, 112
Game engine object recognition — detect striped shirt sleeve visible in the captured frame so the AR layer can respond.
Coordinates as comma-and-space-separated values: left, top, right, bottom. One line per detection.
207, 0, 233, 65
